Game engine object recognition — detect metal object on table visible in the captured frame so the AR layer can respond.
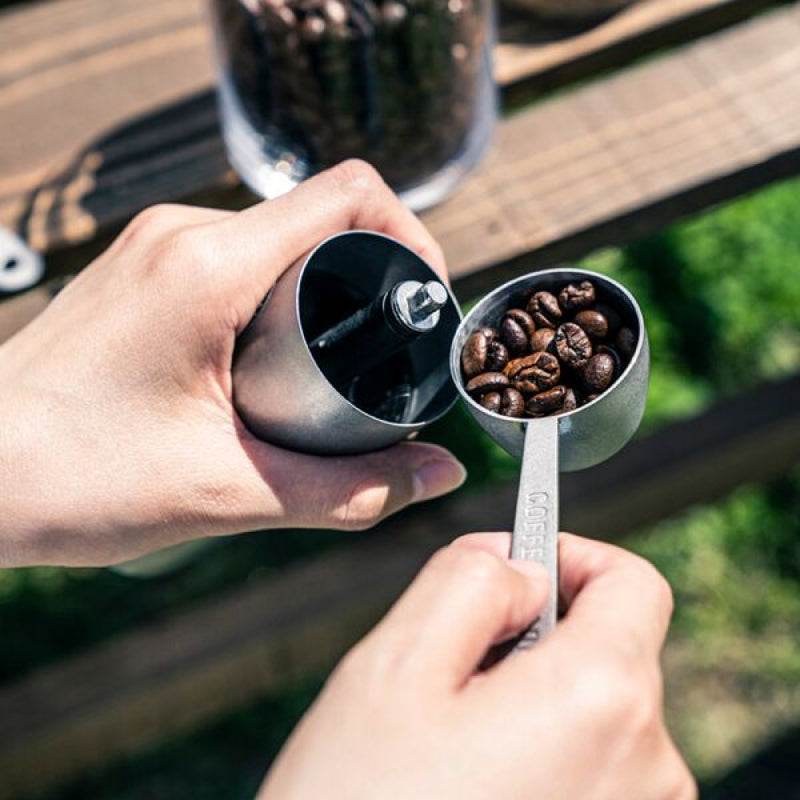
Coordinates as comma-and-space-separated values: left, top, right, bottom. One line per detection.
450, 268, 649, 646
233, 230, 462, 455
0, 227, 44, 294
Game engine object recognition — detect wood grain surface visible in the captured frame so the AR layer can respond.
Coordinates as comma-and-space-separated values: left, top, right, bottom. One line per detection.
0, 0, 777, 263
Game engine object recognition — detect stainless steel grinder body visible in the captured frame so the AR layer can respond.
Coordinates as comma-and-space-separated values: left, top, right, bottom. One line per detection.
450, 268, 650, 645
233, 231, 462, 455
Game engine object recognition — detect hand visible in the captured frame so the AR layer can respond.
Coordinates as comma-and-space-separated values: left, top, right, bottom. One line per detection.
0, 161, 466, 567
259, 533, 696, 800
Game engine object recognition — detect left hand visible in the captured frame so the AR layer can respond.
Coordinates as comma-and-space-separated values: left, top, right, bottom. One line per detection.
0, 161, 466, 567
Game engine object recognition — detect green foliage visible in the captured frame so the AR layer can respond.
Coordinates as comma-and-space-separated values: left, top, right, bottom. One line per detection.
633, 469, 800, 648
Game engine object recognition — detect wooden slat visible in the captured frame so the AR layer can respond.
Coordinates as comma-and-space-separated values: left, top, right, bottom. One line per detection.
496, 0, 776, 97
0, 0, 777, 261
0, 371, 798, 798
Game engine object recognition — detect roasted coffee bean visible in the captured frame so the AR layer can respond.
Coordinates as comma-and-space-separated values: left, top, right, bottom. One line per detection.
506, 352, 560, 393
574, 309, 608, 340
505, 309, 536, 339
597, 344, 623, 379
465, 372, 509, 396
485, 340, 509, 372
501, 387, 525, 417
501, 315, 530, 356
526, 291, 562, 328
479, 391, 502, 413
461, 331, 488, 378
594, 303, 622, 335
558, 280, 595, 311
527, 385, 566, 416
461, 278, 634, 419
530, 327, 556, 353
563, 386, 580, 412
617, 327, 636, 360
554, 323, 592, 369
500, 317, 528, 356
582, 353, 616, 393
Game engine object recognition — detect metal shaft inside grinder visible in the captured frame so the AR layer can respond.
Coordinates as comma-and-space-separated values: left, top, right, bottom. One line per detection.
309, 280, 448, 389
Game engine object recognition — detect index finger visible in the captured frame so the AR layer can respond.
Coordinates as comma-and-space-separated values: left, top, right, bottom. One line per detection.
440, 532, 674, 656
488, 533, 674, 692
209, 160, 448, 327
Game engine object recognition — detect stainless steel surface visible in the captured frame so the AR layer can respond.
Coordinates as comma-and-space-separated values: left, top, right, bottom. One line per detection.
406, 281, 448, 327
449, 269, 649, 470
512, 419, 559, 647
233, 230, 462, 455
393, 280, 444, 333
0, 226, 44, 294
450, 267, 649, 644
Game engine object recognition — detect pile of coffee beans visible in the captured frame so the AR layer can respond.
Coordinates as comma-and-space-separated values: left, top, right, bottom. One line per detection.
460, 280, 637, 418
211, 0, 487, 191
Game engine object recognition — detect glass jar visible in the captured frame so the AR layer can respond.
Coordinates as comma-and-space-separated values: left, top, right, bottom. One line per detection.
209, 0, 496, 210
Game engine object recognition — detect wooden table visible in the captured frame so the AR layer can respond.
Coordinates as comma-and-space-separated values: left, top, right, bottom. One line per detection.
1, 1, 800, 796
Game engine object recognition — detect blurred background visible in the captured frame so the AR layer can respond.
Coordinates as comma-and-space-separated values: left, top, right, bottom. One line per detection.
0, 0, 799, 797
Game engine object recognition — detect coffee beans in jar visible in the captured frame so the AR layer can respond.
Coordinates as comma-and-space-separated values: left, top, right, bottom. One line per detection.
209, 0, 494, 204
459, 280, 637, 418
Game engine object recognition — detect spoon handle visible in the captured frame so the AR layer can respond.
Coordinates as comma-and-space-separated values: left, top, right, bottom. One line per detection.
511, 417, 559, 649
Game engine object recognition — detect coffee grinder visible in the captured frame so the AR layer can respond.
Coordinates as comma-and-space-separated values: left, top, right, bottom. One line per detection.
233, 230, 463, 454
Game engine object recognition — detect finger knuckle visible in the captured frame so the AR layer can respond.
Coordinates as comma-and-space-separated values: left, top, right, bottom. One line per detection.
121, 204, 183, 245
570, 657, 655, 735
651, 568, 675, 618
336, 475, 393, 531
630, 555, 674, 617
435, 546, 506, 596
332, 158, 386, 196
166, 227, 213, 267
664, 759, 698, 800
141, 227, 216, 285
673, 776, 699, 800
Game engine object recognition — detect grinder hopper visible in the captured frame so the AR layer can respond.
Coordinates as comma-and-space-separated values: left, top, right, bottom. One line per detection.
233, 230, 463, 455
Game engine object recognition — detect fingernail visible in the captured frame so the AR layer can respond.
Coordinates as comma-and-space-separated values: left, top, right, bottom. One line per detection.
412, 458, 467, 503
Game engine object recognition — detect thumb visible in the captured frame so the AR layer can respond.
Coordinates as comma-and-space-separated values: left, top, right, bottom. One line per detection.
242, 440, 467, 531
363, 535, 550, 691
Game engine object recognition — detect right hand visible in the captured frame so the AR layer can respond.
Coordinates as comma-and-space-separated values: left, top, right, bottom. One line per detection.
259, 532, 696, 800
